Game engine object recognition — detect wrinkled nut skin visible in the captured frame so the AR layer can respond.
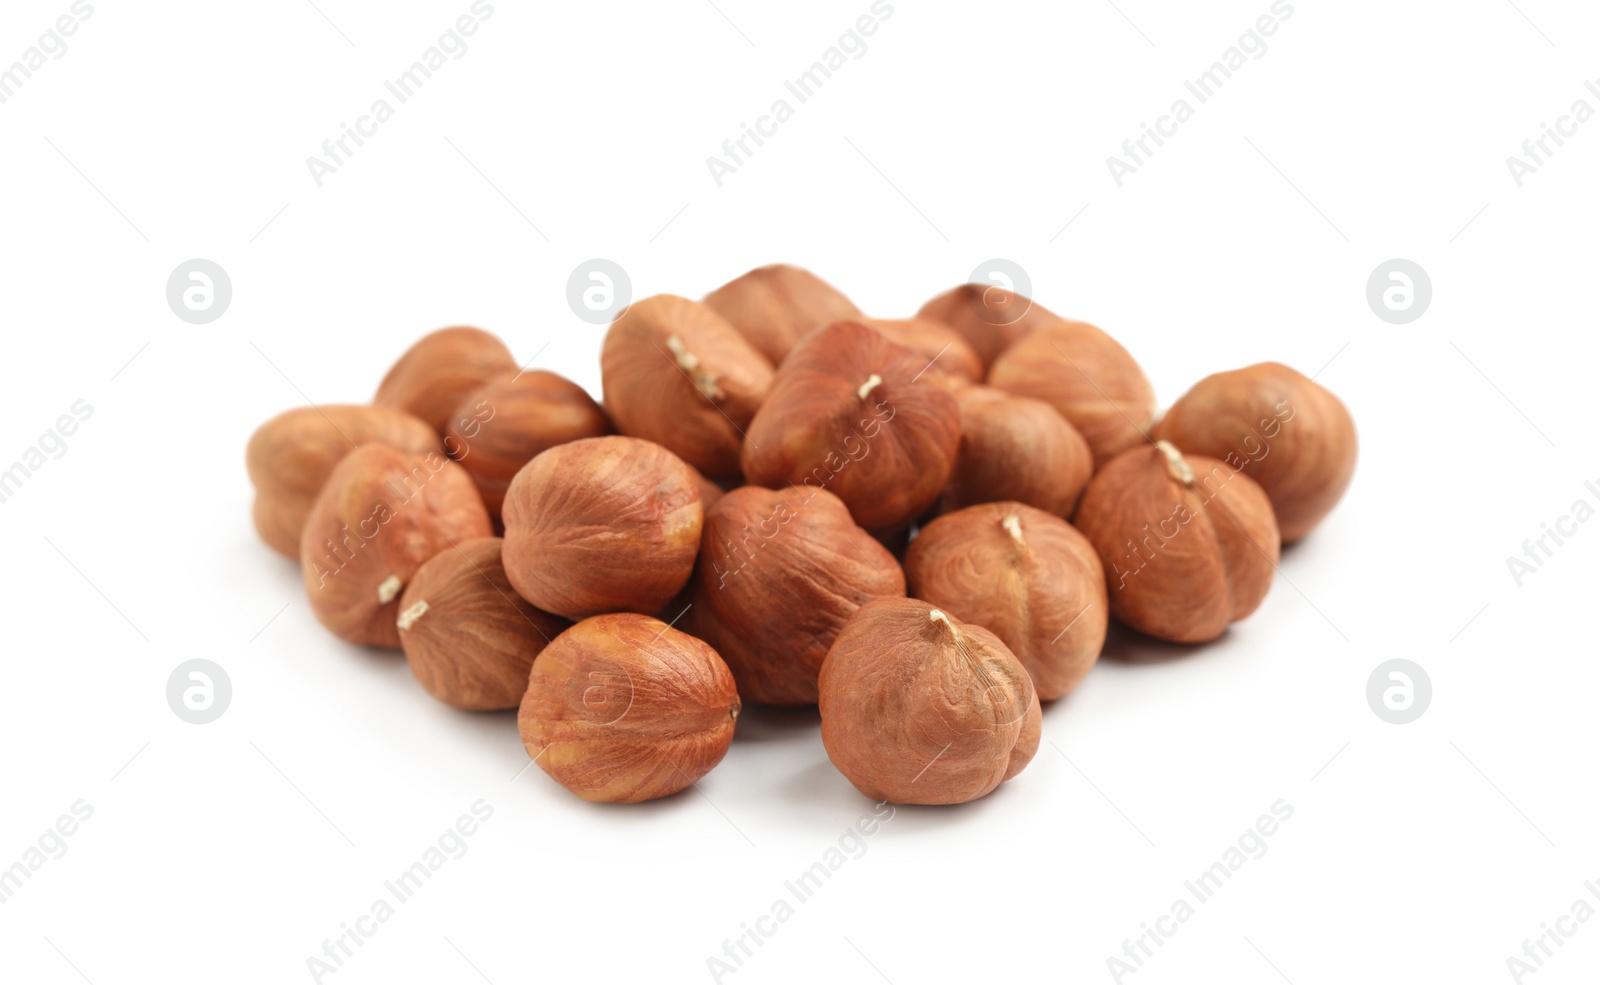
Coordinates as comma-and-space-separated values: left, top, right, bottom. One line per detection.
445, 371, 612, 521
940, 386, 1094, 519
397, 537, 570, 710
374, 327, 518, 435
502, 436, 703, 620
247, 405, 443, 559
300, 444, 493, 649
906, 503, 1107, 701
518, 613, 740, 803
915, 285, 1063, 370
601, 295, 774, 479
861, 318, 984, 385
741, 322, 960, 532
703, 264, 862, 367
1154, 362, 1357, 543
987, 320, 1157, 468
1075, 442, 1280, 644
818, 597, 1041, 805
689, 485, 906, 706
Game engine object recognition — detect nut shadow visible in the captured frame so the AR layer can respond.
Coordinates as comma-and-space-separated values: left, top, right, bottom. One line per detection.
733, 703, 822, 744
1098, 621, 1211, 666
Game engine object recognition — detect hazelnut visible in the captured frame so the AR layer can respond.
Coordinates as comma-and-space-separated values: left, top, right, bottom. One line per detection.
502, 436, 703, 620
987, 319, 1158, 467
300, 444, 493, 648
1075, 441, 1279, 644
518, 612, 740, 803
818, 597, 1041, 805
444, 370, 612, 521
1154, 362, 1357, 543
247, 404, 443, 559
600, 295, 774, 479
939, 386, 1093, 518
915, 284, 1063, 370
374, 327, 518, 435
905, 503, 1107, 701
397, 537, 570, 710
741, 321, 960, 532
861, 318, 984, 385
689, 485, 905, 705
703, 264, 862, 366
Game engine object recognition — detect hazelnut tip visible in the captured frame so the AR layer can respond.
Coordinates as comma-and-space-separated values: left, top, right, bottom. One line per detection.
857, 374, 883, 401
1155, 439, 1195, 486
396, 599, 430, 631
376, 574, 403, 605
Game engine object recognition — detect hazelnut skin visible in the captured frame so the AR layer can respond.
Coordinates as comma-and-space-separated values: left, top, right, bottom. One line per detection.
689, 485, 906, 705
906, 503, 1107, 701
819, 598, 1041, 805
939, 386, 1093, 519
988, 320, 1157, 467
300, 444, 493, 648
600, 294, 774, 480
374, 327, 518, 435
397, 537, 570, 710
1075, 441, 1280, 644
1154, 362, 1357, 543
502, 436, 703, 620
445, 370, 612, 521
518, 612, 740, 803
703, 264, 862, 366
861, 318, 984, 385
247, 404, 443, 559
915, 284, 1064, 371
741, 321, 960, 532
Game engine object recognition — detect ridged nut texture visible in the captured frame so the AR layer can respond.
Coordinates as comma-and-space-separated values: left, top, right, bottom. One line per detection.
906, 503, 1107, 701
518, 613, 741, 803
397, 537, 570, 710
600, 294, 774, 479
818, 597, 1042, 805
703, 264, 862, 367
445, 370, 612, 520
861, 318, 984, 385
940, 386, 1093, 518
987, 320, 1157, 467
373, 326, 518, 435
915, 284, 1063, 370
299, 444, 493, 648
501, 436, 703, 620
741, 322, 960, 532
1075, 441, 1280, 644
247, 404, 442, 559
689, 485, 906, 705
1154, 362, 1357, 543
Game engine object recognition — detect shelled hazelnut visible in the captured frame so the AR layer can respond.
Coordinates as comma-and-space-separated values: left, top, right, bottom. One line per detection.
915, 284, 1062, 370
518, 613, 740, 803
704, 264, 862, 366
300, 444, 493, 648
939, 386, 1093, 518
1154, 362, 1357, 543
861, 318, 984, 386
397, 538, 570, 710
1074, 441, 1279, 643
906, 503, 1107, 701
247, 405, 442, 559
374, 327, 517, 436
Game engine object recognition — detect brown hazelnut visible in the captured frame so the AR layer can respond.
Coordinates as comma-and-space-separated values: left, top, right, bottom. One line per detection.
444, 370, 612, 521
1153, 362, 1357, 543
861, 318, 984, 385
374, 327, 518, 435
915, 284, 1063, 370
518, 612, 740, 803
939, 386, 1093, 518
600, 295, 774, 479
905, 503, 1107, 700
502, 436, 703, 620
1075, 441, 1279, 643
987, 319, 1158, 467
741, 321, 960, 531
703, 264, 862, 366
300, 444, 493, 648
818, 597, 1041, 805
247, 405, 443, 559
397, 537, 570, 710
689, 485, 905, 705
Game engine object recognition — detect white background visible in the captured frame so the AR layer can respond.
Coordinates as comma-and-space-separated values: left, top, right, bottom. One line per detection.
1, 0, 1597, 982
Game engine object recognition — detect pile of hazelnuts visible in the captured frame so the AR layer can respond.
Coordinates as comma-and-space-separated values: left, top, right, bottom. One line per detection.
246, 265, 1357, 806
